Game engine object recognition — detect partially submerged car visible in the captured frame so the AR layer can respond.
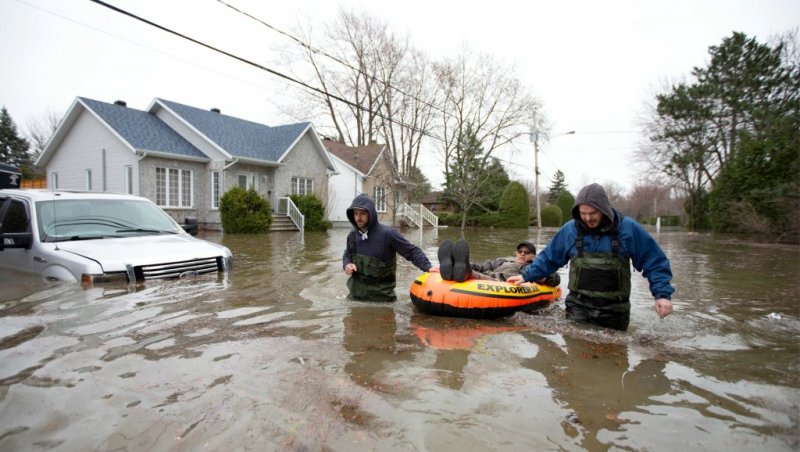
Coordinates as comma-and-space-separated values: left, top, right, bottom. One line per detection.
0, 189, 232, 286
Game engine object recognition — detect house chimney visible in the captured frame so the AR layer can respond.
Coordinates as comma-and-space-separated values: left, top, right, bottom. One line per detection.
210, 108, 221, 113
114, 100, 127, 107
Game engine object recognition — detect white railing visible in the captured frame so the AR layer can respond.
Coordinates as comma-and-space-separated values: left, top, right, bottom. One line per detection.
400, 203, 421, 227
278, 197, 304, 232
399, 203, 438, 228
418, 203, 439, 228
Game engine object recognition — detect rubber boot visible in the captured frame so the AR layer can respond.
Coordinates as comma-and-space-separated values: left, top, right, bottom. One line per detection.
438, 240, 454, 280
452, 239, 471, 283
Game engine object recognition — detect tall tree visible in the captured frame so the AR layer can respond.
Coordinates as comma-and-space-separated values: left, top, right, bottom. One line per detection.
641, 31, 798, 231
290, 9, 437, 182
546, 170, 567, 204
0, 106, 32, 175
443, 123, 496, 230
434, 48, 543, 183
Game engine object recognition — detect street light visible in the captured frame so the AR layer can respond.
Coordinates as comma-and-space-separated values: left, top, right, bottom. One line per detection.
531, 130, 575, 232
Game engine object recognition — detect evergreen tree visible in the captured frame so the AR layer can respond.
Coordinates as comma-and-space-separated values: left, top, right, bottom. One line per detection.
546, 170, 567, 204
647, 32, 799, 234
407, 166, 432, 203
497, 181, 529, 228
443, 123, 497, 230
0, 106, 32, 173
556, 190, 575, 225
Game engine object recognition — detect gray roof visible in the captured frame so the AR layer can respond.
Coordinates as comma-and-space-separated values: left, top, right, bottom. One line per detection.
157, 99, 311, 162
79, 98, 207, 159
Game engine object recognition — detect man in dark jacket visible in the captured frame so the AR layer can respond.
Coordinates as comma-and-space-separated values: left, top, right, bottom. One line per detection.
343, 194, 432, 301
508, 183, 674, 330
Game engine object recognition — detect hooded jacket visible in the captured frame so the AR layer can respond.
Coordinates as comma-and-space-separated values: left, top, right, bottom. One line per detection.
342, 193, 431, 272
520, 184, 674, 300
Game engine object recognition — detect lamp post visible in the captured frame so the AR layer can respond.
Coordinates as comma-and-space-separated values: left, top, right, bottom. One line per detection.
531, 130, 575, 232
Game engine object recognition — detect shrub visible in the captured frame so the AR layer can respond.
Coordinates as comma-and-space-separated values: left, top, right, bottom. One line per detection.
290, 194, 332, 231
540, 205, 563, 227
220, 187, 272, 233
556, 191, 575, 225
496, 181, 530, 228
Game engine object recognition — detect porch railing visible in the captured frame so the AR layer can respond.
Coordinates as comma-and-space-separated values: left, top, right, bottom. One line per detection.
277, 197, 304, 232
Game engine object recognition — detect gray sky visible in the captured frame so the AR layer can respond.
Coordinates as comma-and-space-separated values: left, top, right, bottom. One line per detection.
2, 0, 798, 193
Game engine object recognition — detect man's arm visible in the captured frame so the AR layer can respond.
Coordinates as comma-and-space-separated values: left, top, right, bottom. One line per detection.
391, 229, 432, 272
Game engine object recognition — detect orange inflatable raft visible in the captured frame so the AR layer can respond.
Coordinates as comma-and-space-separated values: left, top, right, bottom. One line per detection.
409, 272, 561, 319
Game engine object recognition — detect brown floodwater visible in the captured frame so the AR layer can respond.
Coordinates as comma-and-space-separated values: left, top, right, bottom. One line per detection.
0, 227, 798, 451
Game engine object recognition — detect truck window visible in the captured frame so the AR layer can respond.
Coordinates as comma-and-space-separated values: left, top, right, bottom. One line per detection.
2, 200, 30, 233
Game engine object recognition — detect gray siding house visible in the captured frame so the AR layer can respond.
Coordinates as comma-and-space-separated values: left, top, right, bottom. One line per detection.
37, 97, 337, 231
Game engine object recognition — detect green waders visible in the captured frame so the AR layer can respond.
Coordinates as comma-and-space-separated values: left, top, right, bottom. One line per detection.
566, 229, 632, 331
347, 253, 398, 302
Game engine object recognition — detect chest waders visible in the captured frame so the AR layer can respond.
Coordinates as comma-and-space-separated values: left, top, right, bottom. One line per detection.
566, 226, 632, 330
347, 233, 398, 302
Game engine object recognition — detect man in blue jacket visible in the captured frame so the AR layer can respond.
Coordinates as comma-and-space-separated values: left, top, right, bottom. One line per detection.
508, 183, 674, 330
343, 193, 433, 301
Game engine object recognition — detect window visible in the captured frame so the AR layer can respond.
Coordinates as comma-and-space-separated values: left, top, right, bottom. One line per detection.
155, 167, 193, 207
85, 169, 92, 191
51, 172, 59, 189
124, 166, 133, 194
211, 171, 220, 209
237, 173, 257, 190
291, 177, 313, 196
1, 200, 29, 233
374, 186, 387, 212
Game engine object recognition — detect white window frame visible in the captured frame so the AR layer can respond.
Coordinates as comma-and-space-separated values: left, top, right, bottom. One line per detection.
237, 173, 258, 191
291, 177, 314, 196
374, 186, 387, 212
155, 167, 193, 207
211, 171, 220, 209
124, 166, 133, 194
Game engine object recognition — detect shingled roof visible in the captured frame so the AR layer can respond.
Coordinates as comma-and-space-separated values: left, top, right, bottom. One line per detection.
79, 97, 206, 159
156, 99, 312, 162
322, 139, 385, 175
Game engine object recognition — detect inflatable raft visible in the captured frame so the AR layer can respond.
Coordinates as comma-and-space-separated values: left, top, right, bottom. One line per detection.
409, 272, 561, 319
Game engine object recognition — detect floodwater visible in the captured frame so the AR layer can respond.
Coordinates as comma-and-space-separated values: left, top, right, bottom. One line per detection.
0, 226, 798, 451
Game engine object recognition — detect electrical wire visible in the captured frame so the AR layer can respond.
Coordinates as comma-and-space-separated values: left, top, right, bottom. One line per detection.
88, 0, 445, 143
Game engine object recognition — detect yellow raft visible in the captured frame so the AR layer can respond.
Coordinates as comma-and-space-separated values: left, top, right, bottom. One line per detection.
409, 272, 561, 319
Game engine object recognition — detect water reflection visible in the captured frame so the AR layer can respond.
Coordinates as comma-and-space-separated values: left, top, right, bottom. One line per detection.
521, 333, 670, 450
411, 314, 526, 390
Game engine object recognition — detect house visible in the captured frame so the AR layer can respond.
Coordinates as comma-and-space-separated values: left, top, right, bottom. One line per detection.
323, 139, 411, 227
36, 97, 337, 231
420, 190, 454, 213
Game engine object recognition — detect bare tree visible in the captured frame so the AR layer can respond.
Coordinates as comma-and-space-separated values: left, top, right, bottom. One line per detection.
434, 48, 543, 181
25, 109, 61, 159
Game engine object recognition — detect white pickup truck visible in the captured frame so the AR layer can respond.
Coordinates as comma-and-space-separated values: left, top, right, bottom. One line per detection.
0, 189, 232, 286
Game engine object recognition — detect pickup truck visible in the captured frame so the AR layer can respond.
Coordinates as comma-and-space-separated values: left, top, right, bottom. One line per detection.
0, 189, 232, 286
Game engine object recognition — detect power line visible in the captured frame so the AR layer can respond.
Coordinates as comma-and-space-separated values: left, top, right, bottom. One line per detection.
213, 0, 453, 121
87, 0, 445, 143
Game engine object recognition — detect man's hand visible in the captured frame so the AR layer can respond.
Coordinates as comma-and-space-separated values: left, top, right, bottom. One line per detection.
655, 298, 673, 318
428, 267, 440, 273
506, 275, 524, 285
344, 263, 357, 276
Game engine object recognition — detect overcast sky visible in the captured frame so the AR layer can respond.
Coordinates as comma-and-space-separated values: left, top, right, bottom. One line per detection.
1, 0, 798, 193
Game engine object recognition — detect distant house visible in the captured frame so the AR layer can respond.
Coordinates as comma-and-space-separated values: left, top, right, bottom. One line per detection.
323, 139, 410, 227
36, 97, 337, 231
420, 190, 453, 213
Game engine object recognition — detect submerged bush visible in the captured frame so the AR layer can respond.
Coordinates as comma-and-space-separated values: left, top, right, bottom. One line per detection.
220, 187, 272, 233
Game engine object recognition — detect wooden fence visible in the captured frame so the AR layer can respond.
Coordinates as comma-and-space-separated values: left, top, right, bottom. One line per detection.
21, 179, 47, 189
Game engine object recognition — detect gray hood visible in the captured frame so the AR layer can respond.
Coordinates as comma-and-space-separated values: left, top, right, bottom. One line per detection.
572, 183, 615, 224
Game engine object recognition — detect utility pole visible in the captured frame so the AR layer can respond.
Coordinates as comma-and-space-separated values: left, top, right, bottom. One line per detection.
533, 131, 542, 232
